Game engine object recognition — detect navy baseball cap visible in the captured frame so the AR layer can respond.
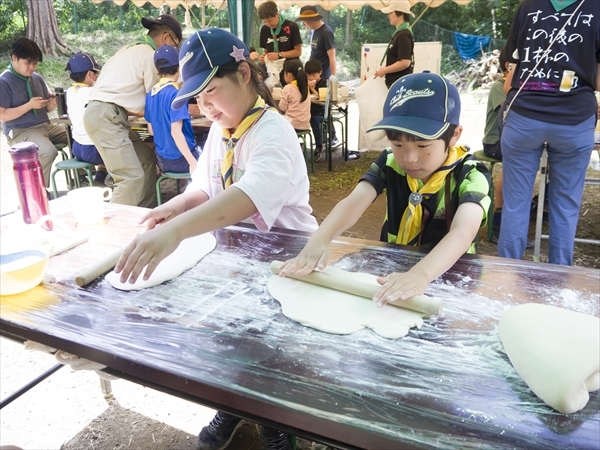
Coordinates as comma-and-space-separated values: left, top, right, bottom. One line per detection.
154, 45, 179, 69
172, 28, 249, 110
67, 52, 102, 74
142, 15, 183, 42
368, 72, 461, 140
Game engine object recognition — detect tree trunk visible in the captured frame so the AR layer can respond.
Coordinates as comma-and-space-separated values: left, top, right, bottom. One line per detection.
26, 0, 70, 56
345, 9, 352, 46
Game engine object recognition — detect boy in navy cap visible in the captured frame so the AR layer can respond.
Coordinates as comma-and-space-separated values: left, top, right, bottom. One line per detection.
65, 52, 108, 186
144, 45, 199, 176
280, 72, 491, 306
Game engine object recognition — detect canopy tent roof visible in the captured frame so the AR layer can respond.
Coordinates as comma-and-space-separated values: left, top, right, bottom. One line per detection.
69, 0, 227, 8
254, 0, 473, 11
71, 0, 473, 11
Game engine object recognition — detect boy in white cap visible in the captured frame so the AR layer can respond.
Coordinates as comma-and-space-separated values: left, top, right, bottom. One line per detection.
115, 29, 319, 449
65, 52, 108, 186
280, 72, 491, 306
374, 0, 415, 89
144, 45, 199, 175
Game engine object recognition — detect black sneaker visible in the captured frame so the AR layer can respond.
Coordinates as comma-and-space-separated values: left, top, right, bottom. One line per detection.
258, 425, 292, 450
104, 174, 114, 189
330, 136, 341, 149
196, 411, 244, 450
314, 147, 323, 162
93, 170, 108, 186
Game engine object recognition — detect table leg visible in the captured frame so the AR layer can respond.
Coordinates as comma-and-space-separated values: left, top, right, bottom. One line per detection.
327, 113, 333, 172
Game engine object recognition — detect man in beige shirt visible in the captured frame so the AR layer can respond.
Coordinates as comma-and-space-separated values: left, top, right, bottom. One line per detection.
83, 15, 182, 207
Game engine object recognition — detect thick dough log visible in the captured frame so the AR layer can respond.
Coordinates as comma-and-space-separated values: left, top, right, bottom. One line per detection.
270, 260, 442, 317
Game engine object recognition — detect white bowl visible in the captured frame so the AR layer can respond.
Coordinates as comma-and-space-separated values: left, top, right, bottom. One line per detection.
1, 244, 51, 296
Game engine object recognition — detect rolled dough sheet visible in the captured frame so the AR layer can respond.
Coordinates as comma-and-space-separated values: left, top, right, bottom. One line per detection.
499, 303, 600, 414
105, 233, 217, 291
267, 270, 424, 339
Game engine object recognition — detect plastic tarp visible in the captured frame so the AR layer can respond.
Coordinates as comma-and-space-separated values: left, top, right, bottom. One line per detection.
453, 32, 491, 61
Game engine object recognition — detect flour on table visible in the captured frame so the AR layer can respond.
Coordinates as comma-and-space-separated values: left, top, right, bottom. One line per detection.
267, 272, 424, 339
106, 233, 217, 291
499, 303, 600, 414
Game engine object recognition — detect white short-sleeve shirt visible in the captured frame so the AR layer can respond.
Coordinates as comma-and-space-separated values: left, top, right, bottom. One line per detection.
188, 109, 318, 233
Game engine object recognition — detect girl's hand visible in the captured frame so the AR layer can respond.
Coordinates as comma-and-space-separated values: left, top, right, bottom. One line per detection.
373, 270, 429, 307
114, 226, 180, 284
139, 202, 185, 231
278, 236, 331, 277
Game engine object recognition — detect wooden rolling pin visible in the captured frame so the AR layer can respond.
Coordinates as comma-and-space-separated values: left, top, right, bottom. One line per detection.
75, 248, 124, 287
270, 260, 443, 317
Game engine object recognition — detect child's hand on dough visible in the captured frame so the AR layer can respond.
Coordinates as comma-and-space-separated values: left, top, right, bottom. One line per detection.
114, 226, 180, 284
278, 236, 331, 277
373, 270, 428, 307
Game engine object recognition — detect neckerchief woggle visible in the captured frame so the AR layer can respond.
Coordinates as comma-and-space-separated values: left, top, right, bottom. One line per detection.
396, 145, 468, 246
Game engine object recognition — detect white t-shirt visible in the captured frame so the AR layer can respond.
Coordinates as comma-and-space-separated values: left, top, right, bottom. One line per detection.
66, 84, 94, 145
188, 109, 318, 233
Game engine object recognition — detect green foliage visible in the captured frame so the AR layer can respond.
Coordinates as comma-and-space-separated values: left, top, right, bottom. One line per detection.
54, 0, 160, 34
0, 0, 27, 47
412, 0, 520, 39
0, 30, 142, 90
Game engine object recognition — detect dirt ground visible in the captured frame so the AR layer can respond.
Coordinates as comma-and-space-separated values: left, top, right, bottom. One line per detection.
1, 92, 598, 450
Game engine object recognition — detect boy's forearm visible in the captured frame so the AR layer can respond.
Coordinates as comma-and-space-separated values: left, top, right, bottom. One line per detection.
312, 182, 376, 244
0, 104, 32, 122
328, 49, 336, 76
408, 203, 482, 283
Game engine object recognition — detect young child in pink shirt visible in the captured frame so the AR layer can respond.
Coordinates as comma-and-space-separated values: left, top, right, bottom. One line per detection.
278, 58, 311, 131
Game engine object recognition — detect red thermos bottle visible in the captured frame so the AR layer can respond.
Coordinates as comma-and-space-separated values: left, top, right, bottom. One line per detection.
9, 142, 53, 231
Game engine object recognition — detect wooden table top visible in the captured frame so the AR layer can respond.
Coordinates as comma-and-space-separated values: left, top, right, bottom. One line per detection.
1, 198, 599, 449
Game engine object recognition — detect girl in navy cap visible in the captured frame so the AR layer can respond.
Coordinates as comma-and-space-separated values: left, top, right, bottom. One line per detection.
115, 27, 317, 450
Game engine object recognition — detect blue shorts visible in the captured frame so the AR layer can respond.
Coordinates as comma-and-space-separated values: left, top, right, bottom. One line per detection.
72, 141, 104, 165
157, 147, 200, 174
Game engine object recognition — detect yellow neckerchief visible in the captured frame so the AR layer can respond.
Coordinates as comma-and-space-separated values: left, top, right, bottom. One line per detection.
221, 96, 275, 188
70, 82, 89, 93
396, 145, 469, 245
151, 77, 178, 96
288, 79, 310, 98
